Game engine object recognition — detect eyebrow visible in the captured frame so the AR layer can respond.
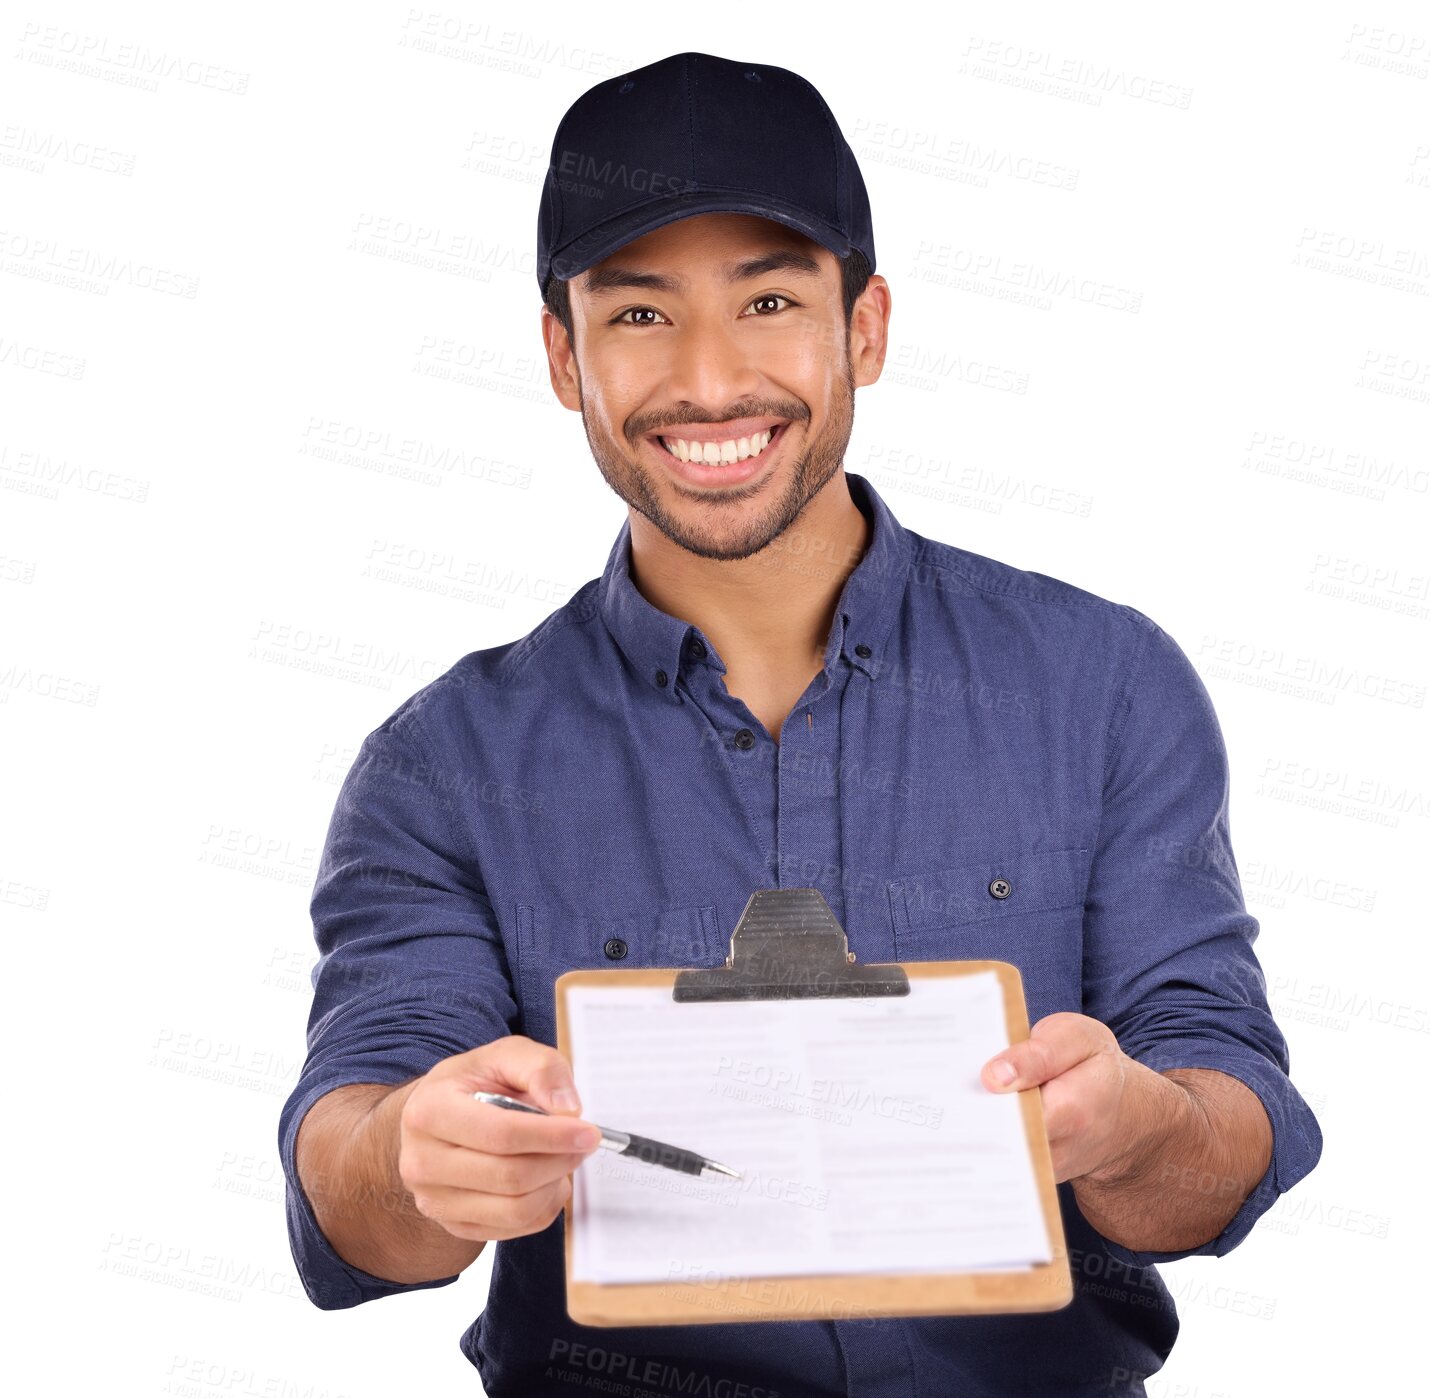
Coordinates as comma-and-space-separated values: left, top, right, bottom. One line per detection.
580, 249, 824, 298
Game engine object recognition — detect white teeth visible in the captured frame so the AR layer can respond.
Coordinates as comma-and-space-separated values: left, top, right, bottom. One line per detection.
661, 428, 775, 464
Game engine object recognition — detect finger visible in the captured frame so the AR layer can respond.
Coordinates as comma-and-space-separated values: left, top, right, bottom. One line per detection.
981, 1012, 1114, 1092
414, 1175, 572, 1242
407, 1077, 602, 1156
435, 1035, 586, 1115
407, 1138, 589, 1197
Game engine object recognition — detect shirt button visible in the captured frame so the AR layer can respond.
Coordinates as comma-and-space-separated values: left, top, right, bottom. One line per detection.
854, 643, 872, 658
988, 878, 1012, 900
734, 728, 755, 750
655, 669, 669, 687
688, 638, 707, 659
603, 937, 628, 960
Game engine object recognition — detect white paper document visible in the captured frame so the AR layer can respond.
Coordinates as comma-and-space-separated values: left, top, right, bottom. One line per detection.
566, 969, 1054, 1284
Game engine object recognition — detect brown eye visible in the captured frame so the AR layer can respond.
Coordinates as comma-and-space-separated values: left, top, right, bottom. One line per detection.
611, 306, 668, 326
746, 295, 791, 316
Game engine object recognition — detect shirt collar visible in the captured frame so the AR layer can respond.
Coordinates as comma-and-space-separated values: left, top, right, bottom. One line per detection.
597, 471, 913, 701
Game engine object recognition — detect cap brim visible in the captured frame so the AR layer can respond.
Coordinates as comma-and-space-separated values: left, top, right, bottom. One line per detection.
549, 191, 854, 284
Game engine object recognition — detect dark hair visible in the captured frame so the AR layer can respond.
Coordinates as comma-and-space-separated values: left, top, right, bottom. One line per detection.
543, 248, 872, 349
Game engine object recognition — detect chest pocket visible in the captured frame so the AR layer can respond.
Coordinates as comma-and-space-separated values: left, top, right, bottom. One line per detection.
514, 901, 726, 1047
887, 846, 1090, 1027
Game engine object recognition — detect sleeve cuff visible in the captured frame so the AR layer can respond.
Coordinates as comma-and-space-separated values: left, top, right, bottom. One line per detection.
1093, 1044, 1323, 1269
279, 1075, 464, 1310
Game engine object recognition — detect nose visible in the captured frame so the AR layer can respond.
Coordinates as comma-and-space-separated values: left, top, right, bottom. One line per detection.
659, 312, 763, 414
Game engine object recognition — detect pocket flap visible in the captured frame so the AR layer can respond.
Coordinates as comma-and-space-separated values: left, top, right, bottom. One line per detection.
890, 846, 1090, 938
514, 901, 724, 1045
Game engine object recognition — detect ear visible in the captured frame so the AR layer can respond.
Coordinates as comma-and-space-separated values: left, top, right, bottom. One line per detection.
848, 275, 891, 389
542, 305, 582, 411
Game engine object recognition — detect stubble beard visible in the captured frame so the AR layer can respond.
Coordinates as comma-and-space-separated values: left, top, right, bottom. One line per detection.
578, 352, 856, 563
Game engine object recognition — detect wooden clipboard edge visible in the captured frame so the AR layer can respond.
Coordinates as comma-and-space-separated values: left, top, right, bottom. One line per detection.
555, 959, 1073, 1327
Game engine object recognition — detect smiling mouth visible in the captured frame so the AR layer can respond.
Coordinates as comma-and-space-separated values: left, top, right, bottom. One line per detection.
651, 422, 789, 466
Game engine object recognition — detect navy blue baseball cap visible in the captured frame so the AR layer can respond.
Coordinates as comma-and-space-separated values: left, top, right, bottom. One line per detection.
536, 51, 876, 298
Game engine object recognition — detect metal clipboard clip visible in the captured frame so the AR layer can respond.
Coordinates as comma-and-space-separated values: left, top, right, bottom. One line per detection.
672, 887, 909, 1003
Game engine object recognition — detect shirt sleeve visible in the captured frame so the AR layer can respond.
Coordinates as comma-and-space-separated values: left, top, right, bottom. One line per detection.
1079, 611, 1324, 1268
278, 709, 521, 1309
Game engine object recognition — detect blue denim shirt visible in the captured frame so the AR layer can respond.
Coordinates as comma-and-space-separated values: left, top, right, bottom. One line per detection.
279, 470, 1322, 1397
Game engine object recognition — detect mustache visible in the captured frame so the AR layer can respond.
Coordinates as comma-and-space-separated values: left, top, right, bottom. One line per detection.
630, 408, 808, 437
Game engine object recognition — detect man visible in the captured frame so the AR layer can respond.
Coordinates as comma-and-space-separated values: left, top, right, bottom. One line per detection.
280, 51, 1322, 1396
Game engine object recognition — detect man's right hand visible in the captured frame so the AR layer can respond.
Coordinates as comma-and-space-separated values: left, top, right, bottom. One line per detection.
396, 1035, 603, 1243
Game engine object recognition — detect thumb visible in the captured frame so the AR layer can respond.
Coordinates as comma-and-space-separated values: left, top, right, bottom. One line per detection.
535, 1070, 582, 1116
505, 1042, 583, 1115
448, 1035, 583, 1115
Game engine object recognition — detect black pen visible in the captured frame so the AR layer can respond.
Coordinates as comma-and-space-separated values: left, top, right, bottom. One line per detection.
472, 1091, 742, 1180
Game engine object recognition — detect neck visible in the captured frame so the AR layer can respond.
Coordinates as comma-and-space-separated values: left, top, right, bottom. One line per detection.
626, 472, 871, 674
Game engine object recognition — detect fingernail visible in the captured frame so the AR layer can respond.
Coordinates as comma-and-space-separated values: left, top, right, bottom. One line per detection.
551, 1087, 579, 1112
575, 1127, 601, 1149
991, 1060, 1017, 1087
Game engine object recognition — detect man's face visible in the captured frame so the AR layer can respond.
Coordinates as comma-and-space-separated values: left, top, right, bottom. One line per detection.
547, 213, 868, 561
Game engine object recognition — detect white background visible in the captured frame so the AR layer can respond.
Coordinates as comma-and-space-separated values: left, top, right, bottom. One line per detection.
4, 2, 1427, 1394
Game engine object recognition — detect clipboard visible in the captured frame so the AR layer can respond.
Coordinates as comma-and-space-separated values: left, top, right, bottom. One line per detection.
554, 887, 1074, 1327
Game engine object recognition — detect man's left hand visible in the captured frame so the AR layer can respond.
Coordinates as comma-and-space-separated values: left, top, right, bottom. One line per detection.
980, 1011, 1162, 1186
